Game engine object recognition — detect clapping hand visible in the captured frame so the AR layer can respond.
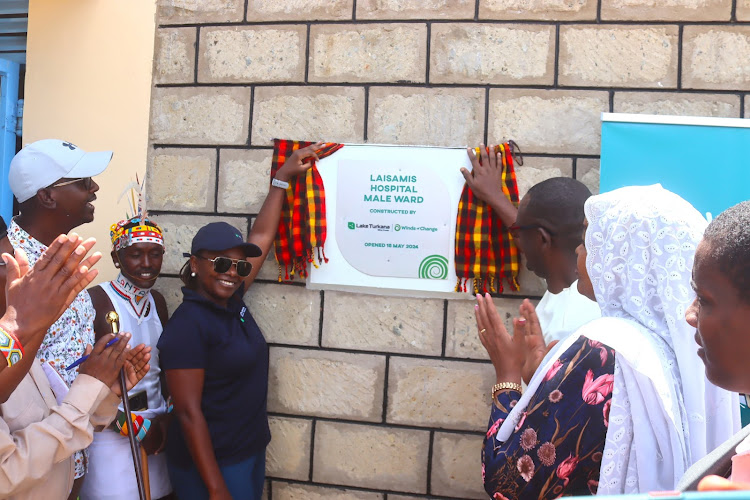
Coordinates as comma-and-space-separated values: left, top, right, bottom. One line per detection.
3, 233, 101, 341
518, 299, 558, 384
79, 333, 151, 396
118, 343, 151, 396
475, 293, 524, 385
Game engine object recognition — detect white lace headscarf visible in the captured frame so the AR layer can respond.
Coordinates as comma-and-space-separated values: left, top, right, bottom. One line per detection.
585, 184, 739, 492
496, 185, 739, 494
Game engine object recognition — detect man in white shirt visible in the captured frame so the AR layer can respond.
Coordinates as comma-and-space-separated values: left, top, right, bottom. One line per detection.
462, 146, 601, 346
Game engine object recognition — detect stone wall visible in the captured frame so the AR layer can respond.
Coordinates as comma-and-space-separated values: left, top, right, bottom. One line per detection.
148, 1, 749, 498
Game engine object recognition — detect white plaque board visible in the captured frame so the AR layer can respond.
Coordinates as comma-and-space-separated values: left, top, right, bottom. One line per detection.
308, 144, 472, 297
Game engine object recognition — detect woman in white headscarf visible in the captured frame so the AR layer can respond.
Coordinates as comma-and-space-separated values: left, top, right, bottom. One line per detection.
478, 185, 739, 499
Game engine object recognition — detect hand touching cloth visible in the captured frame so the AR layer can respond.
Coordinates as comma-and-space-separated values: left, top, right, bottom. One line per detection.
455, 143, 521, 293
271, 139, 343, 281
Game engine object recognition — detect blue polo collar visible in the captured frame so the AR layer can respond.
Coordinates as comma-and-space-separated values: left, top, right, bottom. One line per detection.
181, 285, 245, 314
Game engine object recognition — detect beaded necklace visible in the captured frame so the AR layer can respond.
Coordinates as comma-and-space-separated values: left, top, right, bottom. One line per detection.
109, 272, 152, 324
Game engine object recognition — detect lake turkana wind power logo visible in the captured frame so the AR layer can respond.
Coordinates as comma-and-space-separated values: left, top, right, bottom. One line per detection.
347, 221, 390, 231
345, 220, 448, 279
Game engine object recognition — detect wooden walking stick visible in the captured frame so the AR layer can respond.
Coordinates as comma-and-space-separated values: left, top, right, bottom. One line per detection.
140, 445, 151, 499
106, 311, 148, 500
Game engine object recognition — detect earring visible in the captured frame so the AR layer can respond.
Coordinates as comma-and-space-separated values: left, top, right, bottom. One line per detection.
191, 272, 196, 277
114, 263, 120, 268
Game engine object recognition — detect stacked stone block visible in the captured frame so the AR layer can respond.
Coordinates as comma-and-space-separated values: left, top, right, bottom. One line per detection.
150, 0, 748, 497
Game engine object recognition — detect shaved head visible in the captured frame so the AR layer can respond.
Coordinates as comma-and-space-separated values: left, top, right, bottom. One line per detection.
523, 177, 592, 250
703, 200, 750, 303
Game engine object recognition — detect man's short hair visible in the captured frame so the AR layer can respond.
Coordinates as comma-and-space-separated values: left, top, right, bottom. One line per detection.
703, 201, 750, 302
524, 177, 592, 246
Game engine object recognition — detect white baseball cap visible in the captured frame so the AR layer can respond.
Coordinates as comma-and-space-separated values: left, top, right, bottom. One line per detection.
8, 139, 113, 203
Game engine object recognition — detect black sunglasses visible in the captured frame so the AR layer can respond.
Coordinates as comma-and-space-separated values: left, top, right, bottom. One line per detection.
196, 255, 253, 277
508, 224, 556, 238
50, 177, 94, 190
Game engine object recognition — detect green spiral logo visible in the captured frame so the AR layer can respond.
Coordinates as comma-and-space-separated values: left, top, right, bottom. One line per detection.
418, 255, 449, 280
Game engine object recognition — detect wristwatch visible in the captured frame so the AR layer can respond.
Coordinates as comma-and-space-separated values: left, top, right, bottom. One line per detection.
271, 177, 290, 189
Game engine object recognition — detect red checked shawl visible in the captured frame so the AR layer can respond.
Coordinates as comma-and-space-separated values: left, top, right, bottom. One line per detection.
271, 139, 343, 281
454, 142, 521, 293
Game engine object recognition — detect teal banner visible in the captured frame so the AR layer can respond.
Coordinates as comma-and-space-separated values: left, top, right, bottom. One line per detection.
600, 113, 750, 219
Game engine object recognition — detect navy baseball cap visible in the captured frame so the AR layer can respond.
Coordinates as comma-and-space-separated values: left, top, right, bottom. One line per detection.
184, 222, 262, 258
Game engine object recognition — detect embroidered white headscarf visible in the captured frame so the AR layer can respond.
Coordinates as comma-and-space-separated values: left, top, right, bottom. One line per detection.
496, 185, 739, 494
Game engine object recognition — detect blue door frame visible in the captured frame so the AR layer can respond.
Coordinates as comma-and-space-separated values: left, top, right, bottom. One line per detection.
0, 58, 19, 227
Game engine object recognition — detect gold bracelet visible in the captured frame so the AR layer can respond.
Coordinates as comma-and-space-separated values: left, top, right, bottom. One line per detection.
492, 382, 522, 399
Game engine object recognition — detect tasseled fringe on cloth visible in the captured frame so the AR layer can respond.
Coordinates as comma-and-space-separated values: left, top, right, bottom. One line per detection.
277, 247, 330, 282
454, 275, 521, 294
271, 139, 342, 282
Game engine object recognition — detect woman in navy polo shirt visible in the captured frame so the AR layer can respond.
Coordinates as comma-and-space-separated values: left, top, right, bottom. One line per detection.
157, 143, 322, 500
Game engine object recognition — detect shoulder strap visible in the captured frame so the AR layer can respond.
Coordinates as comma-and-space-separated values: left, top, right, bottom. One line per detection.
678, 426, 750, 491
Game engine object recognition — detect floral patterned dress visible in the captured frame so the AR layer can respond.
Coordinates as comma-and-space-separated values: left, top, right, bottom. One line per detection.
7, 220, 95, 479
483, 337, 616, 499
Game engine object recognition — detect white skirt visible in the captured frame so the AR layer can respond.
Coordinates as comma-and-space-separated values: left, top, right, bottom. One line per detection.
80, 429, 172, 499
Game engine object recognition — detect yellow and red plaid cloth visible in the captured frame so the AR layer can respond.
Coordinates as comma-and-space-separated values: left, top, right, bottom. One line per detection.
454, 143, 521, 294
271, 139, 343, 281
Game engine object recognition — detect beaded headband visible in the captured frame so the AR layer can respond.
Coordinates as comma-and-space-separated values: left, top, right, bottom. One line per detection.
110, 217, 164, 251
111, 176, 164, 251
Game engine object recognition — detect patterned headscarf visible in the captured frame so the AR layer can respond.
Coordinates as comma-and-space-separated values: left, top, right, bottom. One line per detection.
110, 216, 164, 251
453, 143, 521, 294
585, 184, 705, 353
583, 184, 739, 493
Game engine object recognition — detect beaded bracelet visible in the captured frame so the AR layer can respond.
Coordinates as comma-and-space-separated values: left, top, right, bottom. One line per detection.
491, 382, 522, 400
113, 411, 151, 442
0, 325, 24, 367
